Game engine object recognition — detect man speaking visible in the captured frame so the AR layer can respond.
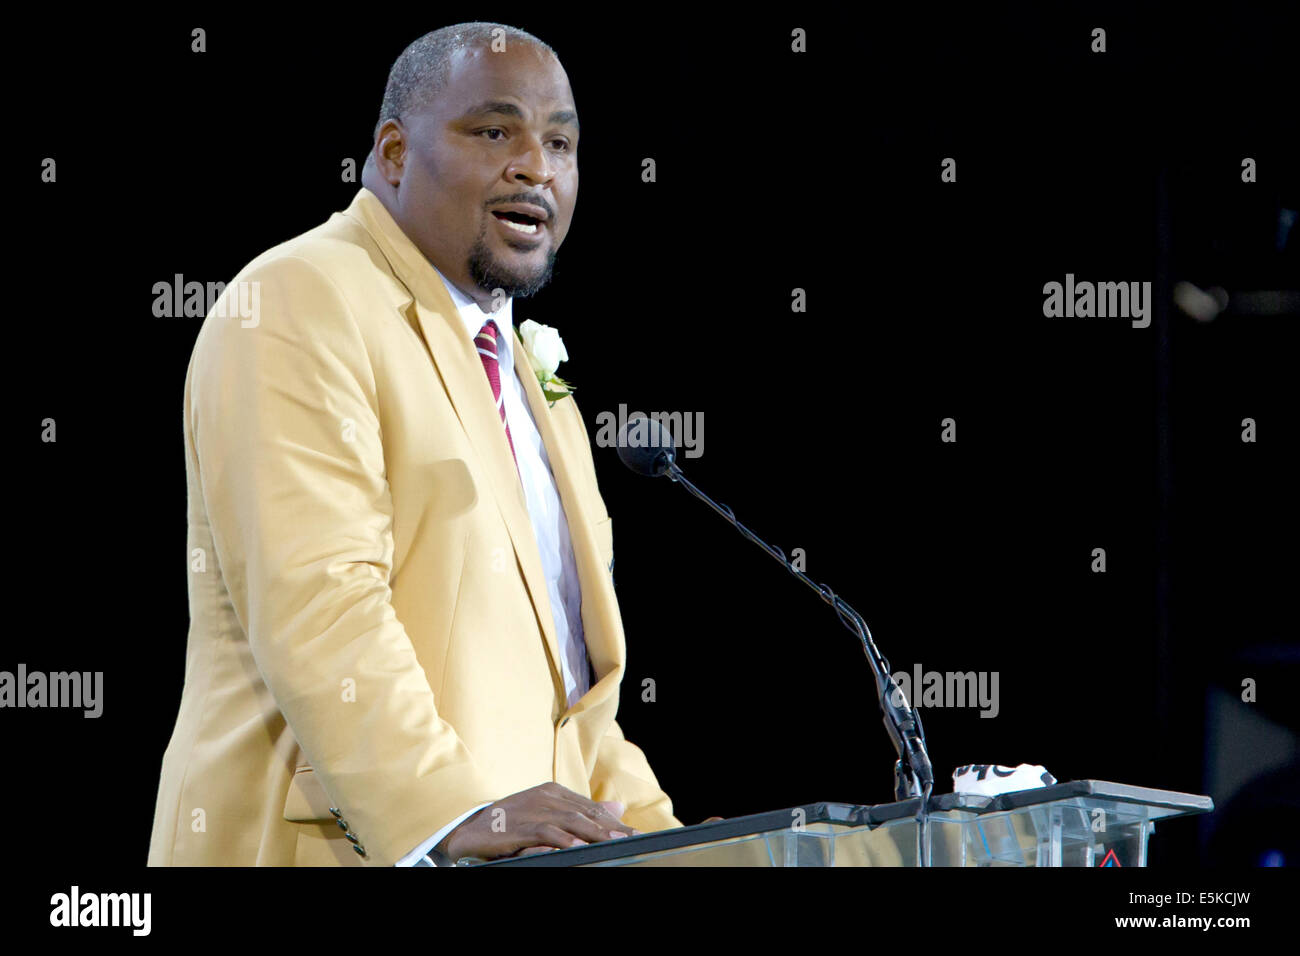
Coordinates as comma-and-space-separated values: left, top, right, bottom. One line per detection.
148, 22, 684, 866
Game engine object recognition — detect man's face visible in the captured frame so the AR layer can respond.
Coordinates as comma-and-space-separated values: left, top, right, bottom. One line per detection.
377, 42, 578, 307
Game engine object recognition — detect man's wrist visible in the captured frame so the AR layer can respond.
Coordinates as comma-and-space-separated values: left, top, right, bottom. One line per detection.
434, 824, 465, 864
427, 845, 456, 866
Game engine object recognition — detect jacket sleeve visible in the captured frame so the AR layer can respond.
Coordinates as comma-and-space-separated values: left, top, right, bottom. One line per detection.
589, 719, 683, 833
190, 253, 500, 865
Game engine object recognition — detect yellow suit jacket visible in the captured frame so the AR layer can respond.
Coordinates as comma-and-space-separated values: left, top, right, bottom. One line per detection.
148, 186, 682, 866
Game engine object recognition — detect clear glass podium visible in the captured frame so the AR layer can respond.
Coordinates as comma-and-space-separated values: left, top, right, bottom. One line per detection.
475, 780, 1213, 867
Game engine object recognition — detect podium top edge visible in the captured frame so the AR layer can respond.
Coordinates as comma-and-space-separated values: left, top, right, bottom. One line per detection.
822, 779, 1214, 825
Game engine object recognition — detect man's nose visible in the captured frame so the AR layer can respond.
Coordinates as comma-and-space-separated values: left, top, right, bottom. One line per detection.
506, 138, 554, 186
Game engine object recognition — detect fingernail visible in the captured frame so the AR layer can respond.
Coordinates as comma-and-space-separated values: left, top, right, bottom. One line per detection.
610, 830, 627, 839
572, 839, 588, 846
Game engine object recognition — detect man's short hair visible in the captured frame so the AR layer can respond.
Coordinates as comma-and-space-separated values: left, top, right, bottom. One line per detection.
374, 23, 557, 140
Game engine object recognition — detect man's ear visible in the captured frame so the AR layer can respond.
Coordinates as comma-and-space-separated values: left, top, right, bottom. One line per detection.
371, 119, 408, 187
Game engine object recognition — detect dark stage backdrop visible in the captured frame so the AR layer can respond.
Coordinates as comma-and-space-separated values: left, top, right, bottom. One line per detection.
14, 7, 1297, 877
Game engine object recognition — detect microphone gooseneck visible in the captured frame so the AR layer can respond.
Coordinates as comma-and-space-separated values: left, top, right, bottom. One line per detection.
616, 416, 936, 865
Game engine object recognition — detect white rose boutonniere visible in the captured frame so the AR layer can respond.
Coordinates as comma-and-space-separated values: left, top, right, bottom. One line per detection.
516, 319, 573, 405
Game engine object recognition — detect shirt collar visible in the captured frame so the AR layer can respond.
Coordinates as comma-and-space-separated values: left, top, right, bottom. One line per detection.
431, 264, 515, 371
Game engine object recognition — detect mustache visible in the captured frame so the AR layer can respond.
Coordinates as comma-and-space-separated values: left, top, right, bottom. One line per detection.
487, 193, 556, 220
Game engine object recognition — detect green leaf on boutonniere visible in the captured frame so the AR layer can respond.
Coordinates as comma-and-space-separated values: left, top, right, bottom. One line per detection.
542, 383, 573, 406
541, 372, 573, 406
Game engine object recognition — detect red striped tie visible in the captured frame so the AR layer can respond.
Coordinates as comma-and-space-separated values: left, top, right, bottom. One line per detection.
474, 320, 518, 469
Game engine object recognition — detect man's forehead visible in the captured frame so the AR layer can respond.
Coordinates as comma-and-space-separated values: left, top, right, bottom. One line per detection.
442, 43, 573, 114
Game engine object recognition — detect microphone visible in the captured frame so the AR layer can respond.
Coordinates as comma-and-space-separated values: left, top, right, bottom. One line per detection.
615, 416, 677, 477
615, 416, 937, 863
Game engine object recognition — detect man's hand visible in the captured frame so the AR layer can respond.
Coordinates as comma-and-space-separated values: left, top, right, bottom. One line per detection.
512, 815, 725, 856
436, 782, 641, 862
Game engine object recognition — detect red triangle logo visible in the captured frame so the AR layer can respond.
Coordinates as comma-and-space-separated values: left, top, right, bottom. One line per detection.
1098, 848, 1121, 867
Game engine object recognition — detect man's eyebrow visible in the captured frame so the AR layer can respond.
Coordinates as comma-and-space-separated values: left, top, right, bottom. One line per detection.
465, 100, 524, 121
548, 109, 579, 132
464, 101, 579, 132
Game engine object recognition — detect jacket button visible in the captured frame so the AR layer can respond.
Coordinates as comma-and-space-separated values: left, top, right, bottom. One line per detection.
344, 831, 360, 844
559, 717, 569, 727
336, 819, 349, 832
353, 844, 366, 856
328, 807, 342, 817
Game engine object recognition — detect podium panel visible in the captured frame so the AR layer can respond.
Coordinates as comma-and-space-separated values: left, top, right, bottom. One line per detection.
475, 780, 1212, 867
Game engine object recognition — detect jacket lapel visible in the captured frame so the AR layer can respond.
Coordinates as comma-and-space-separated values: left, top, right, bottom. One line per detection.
343, 188, 567, 702
512, 340, 623, 715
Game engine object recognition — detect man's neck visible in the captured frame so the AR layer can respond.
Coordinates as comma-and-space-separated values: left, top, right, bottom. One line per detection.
431, 262, 512, 323
361, 172, 497, 313
446, 276, 495, 313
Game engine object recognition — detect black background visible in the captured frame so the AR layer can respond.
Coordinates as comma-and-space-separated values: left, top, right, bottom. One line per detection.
12, 3, 1298, 892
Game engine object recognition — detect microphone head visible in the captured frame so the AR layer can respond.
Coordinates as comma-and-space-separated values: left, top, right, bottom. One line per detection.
616, 416, 678, 477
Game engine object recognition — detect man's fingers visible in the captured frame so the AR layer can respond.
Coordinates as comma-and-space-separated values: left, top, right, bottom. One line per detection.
597, 800, 638, 830
596, 800, 639, 835
548, 808, 633, 843
449, 786, 650, 860
478, 826, 583, 860
465, 784, 639, 860
515, 834, 590, 857
544, 789, 639, 837
515, 845, 562, 856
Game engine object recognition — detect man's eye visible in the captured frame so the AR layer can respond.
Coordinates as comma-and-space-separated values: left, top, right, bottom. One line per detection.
549, 139, 571, 151
480, 128, 506, 141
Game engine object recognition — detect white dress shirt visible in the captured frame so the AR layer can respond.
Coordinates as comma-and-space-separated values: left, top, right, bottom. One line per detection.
396, 265, 591, 866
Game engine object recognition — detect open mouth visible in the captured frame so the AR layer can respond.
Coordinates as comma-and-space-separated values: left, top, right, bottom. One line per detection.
492, 210, 544, 235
